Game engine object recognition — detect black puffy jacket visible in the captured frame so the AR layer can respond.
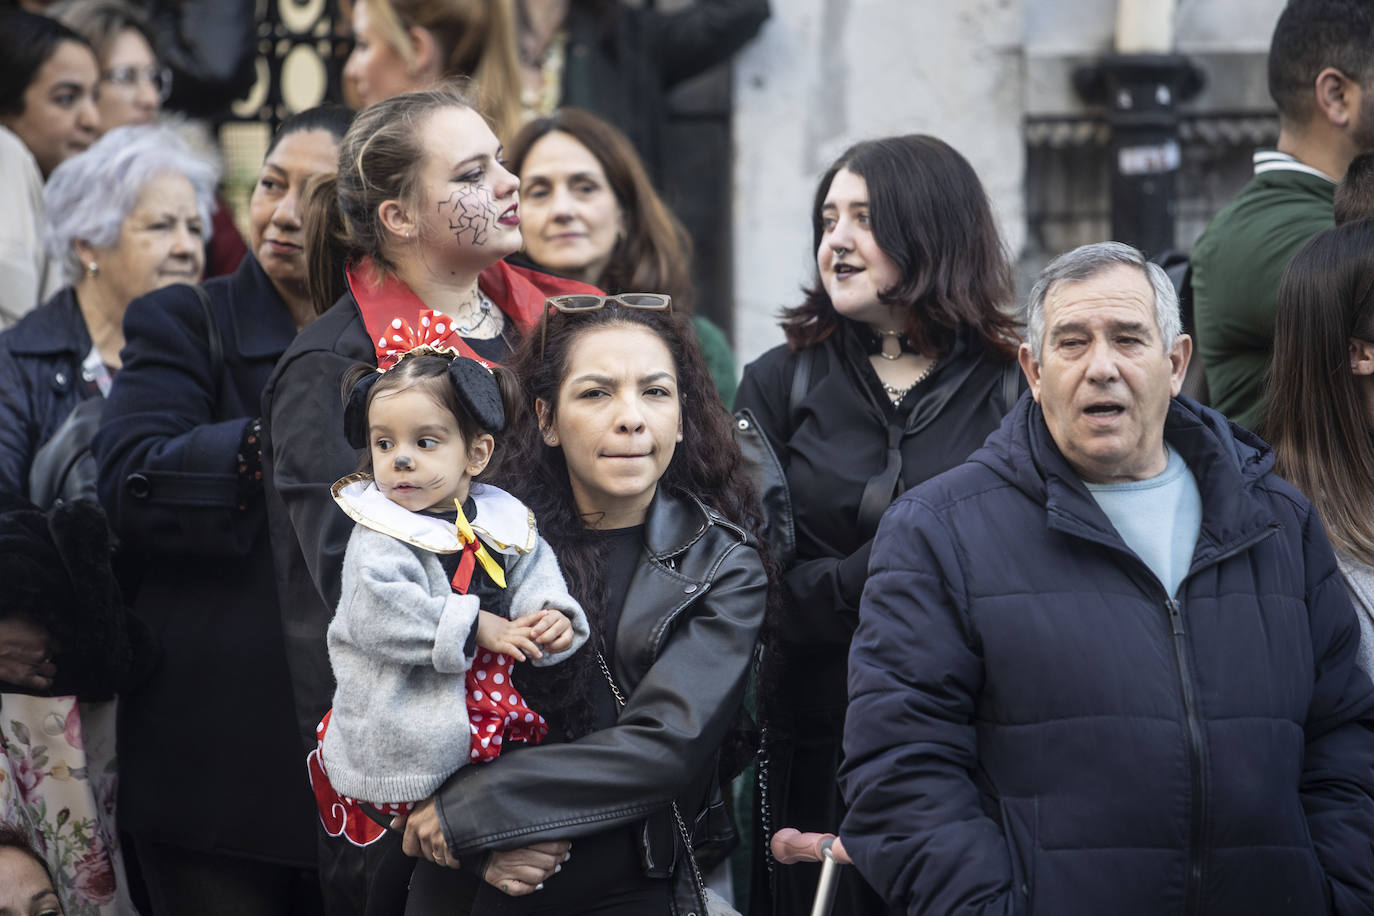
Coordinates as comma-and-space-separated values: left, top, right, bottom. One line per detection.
841, 394, 1374, 916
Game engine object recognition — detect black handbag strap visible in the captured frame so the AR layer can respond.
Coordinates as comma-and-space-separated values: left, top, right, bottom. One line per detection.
856, 421, 903, 540
1001, 359, 1021, 412
788, 345, 814, 425
190, 283, 224, 381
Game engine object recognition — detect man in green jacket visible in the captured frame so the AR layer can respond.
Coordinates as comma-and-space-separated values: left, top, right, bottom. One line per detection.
1192, 0, 1374, 431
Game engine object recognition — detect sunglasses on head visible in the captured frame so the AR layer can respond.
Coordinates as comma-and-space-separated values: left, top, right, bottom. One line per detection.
540, 293, 672, 357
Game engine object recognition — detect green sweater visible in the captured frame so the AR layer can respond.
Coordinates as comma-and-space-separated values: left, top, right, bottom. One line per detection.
1191, 152, 1334, 431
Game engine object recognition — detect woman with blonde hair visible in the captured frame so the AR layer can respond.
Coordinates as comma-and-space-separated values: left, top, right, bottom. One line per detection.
343, 0, 522, 141
262, 84, 596, 913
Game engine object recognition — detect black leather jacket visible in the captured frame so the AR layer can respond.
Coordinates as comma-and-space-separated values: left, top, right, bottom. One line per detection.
434, 487, 766, 909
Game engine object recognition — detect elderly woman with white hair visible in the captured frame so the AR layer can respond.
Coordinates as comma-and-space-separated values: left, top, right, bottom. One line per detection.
0, 120, 212, 916
0, 120, 213, 501
89, 104, 351, 915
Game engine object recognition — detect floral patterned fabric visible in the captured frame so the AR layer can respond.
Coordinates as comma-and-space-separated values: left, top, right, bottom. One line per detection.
0, 694, 138, 915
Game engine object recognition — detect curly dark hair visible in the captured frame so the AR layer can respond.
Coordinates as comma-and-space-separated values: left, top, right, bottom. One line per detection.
493, 303, 772, 742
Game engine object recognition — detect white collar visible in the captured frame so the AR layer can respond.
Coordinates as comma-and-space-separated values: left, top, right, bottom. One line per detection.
331, 475, 536, 555
1253, 149, 1337, 183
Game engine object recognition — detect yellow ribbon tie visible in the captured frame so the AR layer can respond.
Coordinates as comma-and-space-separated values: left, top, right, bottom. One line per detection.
455, 499, 506, 589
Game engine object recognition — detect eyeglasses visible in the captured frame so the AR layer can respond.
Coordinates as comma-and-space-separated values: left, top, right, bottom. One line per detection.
100, 65, 173, 103
540, 293, 672, 357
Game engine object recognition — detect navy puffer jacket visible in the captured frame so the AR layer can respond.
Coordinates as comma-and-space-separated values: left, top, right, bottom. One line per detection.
840, 393, 1374, 916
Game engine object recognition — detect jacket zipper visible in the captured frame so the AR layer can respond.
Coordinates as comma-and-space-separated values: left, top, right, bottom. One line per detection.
1166, 595, 1207, 916
1163, 525, 1277, 916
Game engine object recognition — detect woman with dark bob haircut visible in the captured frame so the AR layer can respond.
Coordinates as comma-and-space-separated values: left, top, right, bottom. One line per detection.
397, 300, 767, 914
1262, 217, 1374, 677
734, 133, 1022, 915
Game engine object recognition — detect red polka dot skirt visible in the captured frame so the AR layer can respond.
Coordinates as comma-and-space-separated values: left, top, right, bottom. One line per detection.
466, 650, 548, 761
306, 654, 548, 847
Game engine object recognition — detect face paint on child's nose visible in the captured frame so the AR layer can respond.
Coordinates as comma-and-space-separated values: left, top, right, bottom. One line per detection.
394, 455, 413, 470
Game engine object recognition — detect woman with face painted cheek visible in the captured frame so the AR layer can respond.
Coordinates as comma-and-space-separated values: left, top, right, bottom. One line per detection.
0, 9, 99, 327
261, 86, 600, 913
733, 135, 1025, 916
506, 107, 739, 406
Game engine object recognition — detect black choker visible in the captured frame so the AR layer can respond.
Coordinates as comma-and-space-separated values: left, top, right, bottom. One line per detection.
869, 328, 912, 361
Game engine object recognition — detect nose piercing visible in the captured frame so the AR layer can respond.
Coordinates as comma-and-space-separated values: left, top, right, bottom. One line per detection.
394, 455, 413, 470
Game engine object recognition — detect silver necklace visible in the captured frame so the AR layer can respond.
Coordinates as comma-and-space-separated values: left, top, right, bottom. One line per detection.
453, 290, 498, 336
882, 357, 939, 405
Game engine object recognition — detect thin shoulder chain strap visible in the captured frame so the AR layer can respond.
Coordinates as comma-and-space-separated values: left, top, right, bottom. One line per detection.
594, 651, 711, 911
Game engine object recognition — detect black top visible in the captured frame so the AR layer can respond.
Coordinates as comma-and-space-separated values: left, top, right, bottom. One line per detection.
91, 256, 317, 864
735, 321, 1019, 723
406, 524, 670, 915
589, 524, 645, 731
431, 496, 511, 657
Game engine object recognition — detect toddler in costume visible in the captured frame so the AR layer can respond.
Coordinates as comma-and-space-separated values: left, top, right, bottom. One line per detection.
307, 348, 589, 849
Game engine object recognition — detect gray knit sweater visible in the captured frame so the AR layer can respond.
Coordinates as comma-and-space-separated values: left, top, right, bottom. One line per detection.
321, 482, 588, 803
1337, 550, 1374, 680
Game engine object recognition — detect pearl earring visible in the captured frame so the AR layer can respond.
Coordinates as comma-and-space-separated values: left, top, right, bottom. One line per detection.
86, 261, 98, 276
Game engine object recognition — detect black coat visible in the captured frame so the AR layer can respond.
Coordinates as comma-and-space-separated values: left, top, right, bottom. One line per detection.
842, 394, 1374, 915
0, 287, 93, 496
260, 262, 592, 751
420, 488, 766, 914
561, 0, 769, 182
92, 256, 316, 865
735, 323, 1018, 915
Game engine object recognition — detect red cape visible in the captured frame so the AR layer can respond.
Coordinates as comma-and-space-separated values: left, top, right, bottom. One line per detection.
348, 259, 602, 368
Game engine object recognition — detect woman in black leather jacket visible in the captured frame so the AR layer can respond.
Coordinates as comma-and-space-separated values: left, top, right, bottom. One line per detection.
733, 134, 1022, 915
397, 300, 767, 914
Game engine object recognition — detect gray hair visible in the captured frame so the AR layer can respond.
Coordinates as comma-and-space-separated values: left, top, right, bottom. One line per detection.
43, 124, 218, 284
1025, 241, 1180, 362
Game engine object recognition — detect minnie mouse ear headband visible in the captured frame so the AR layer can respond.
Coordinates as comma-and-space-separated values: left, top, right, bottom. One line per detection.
343, 348, 505, 450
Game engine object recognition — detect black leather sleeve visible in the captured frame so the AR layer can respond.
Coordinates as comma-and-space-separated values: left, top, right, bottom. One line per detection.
434, 538, 767, 856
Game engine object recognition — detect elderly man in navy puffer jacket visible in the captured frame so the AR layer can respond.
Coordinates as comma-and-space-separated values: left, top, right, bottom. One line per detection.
840, 241, 1374, 916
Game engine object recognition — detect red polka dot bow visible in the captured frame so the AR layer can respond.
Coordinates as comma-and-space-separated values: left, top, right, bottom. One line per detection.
374, 310, 463, 369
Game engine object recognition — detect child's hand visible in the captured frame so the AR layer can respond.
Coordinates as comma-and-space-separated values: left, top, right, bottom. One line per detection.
532, 608, 574, 654
476, 610, 542, 662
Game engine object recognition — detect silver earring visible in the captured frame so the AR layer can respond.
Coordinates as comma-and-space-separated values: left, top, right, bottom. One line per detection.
86, 261, 98, 276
